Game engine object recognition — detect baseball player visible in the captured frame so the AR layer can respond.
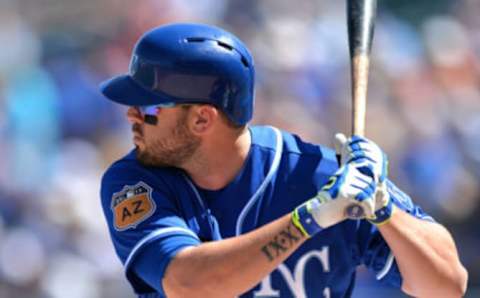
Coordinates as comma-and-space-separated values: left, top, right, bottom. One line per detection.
99, 23, 467, 298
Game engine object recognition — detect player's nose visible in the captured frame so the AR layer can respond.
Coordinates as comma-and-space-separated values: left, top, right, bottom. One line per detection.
126, 107, 143, 124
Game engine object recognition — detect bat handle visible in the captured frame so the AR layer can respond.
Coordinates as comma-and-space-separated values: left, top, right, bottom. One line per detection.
351, 53, 370, 137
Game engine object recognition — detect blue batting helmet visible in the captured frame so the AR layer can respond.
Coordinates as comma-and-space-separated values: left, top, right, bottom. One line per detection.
100, 23, 255, 125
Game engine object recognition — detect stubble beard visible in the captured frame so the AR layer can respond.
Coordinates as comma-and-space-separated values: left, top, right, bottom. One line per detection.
136, 114, 201, 168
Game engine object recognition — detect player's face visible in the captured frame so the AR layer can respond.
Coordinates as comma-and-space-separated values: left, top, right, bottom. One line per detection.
127, 105, 201, 168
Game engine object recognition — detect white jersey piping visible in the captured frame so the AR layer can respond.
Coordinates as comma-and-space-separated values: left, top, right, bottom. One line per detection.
235, 126, 283, 236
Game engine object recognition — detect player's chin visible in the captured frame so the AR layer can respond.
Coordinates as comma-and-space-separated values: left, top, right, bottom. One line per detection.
133, 135, 145, 146
133, 138, 146, 150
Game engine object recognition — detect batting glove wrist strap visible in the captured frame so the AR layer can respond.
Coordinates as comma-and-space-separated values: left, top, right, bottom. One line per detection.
369, 197, 394, 225
369, 180, 418, 225
292, 201, 324, 238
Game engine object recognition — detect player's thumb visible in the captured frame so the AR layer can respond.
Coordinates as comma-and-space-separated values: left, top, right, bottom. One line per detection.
334, 133, 348, 164
334, 133, 347, 152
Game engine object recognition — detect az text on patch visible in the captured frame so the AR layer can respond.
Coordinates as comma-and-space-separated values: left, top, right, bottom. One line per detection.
111, 182, 156, 231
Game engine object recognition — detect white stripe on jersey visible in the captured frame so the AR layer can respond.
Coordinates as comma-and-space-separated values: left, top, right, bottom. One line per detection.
235, 126, 283, 236
376, 251, 395, 280
125, 226, 200, 269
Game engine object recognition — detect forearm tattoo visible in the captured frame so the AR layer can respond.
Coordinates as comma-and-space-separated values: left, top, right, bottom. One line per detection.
261, 223, 302, 262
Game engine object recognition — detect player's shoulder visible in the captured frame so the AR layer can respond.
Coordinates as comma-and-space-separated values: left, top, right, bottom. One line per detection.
102, 150, 146, 184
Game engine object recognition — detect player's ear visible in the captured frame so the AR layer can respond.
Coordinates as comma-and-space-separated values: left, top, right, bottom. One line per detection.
187, 104, 218, 135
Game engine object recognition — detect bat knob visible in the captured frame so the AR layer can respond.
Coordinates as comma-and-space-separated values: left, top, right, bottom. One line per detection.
345, 203, 365, 219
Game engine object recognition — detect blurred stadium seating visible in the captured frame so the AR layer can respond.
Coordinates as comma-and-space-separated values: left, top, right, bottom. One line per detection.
0, 0, 478, 297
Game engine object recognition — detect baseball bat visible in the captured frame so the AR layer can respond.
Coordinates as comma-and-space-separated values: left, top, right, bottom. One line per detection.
347, 0, 377, 137
344, 0, 378, 220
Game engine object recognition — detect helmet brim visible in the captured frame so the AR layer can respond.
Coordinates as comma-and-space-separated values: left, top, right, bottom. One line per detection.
100, 75, 170, 106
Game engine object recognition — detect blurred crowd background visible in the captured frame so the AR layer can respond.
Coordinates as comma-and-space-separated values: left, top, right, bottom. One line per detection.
0, 0, 479, 297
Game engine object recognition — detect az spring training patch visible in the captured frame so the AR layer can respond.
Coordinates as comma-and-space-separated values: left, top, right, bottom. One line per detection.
111, 182, 156, 231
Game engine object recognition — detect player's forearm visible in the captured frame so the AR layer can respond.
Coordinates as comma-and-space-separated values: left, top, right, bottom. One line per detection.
378, 208, 468, 297
163, 213, 307, 298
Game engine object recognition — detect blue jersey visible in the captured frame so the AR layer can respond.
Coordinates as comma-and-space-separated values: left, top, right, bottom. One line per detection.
100, 125, 433, 297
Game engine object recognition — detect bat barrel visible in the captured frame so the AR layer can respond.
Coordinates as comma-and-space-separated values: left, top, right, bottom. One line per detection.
347, 0, 377, 56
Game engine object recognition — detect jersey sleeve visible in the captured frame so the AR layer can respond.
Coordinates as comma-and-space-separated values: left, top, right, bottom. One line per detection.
356, 179, 435, 287
100, 160, 201, 296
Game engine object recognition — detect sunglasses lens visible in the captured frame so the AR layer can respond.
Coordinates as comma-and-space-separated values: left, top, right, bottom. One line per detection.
138, 102, 175, 116
139, 106, 157, 116
144, 114, 158, 125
